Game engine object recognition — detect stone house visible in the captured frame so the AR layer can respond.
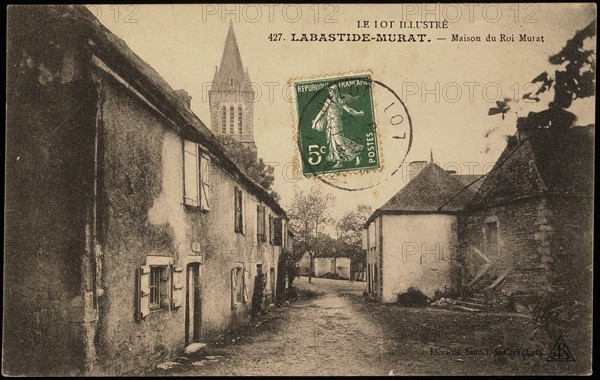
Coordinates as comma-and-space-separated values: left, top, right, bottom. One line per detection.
456, 123, 594, 309
363, 162, 479, 302
5, 5, 290, 376
299, 251, 352, 280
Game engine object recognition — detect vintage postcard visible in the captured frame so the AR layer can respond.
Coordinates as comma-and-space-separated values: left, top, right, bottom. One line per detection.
4, 3, 595, 376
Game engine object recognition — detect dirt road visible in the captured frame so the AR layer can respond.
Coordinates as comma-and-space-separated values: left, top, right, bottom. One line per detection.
150, 277, 589, 376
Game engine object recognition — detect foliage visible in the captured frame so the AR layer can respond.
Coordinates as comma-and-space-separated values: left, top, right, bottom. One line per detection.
487, 98, 512, 120
433, 287, 459, 301
287, 185, 335, 282
336, 204, 371, 272
217, 135, 279, 201
488, 21, 595, 131
487, 22, 595, 344
337, 204, 372, 246
396, 286, 430, 307
276, 248, 301, 304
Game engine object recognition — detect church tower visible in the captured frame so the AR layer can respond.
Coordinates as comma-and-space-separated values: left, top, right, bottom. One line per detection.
209, 22, 256, 153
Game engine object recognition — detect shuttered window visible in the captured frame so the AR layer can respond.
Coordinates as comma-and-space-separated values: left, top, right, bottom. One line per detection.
257, 205, 266, 242
234, 187, 243, 233
136, 258, 182, 321
273, 217, 283, 246
184, 139, 211, 211
183, 140, 199, 207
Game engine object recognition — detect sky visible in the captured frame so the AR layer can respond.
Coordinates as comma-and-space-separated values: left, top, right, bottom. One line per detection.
88, 4, 596, 219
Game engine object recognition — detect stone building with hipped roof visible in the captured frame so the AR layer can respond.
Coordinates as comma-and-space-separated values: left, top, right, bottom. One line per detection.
363, 160, 479, 302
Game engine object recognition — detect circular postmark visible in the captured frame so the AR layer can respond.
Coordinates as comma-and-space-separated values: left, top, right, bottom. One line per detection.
294, 74, 412, 191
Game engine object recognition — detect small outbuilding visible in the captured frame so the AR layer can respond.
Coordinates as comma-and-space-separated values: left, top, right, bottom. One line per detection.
363, 162, 477, 302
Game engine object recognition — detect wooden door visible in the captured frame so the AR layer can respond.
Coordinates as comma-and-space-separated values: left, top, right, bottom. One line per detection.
185, 264, 201, 344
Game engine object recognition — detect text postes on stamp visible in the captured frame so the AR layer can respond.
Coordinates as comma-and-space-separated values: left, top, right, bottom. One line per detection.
295, 75, 380, 176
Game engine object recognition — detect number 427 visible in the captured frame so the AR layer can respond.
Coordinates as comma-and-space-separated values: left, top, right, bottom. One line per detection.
268, 33, 283, 41
308, 145, 326, 165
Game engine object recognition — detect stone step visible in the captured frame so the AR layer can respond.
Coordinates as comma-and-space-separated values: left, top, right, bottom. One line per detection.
452, 304, 482, 312
455, 300, 488, 309
465, 297, 486, 304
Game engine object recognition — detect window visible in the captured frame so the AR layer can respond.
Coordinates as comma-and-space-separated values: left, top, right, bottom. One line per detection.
330, 259, 336, 273
149, 266, 168, 311
257, 205, 266, 242
234, 187, 244, 233
183, 140, 211, 210
199, 154, 211, 211
238, 106, 243, 134
183, 140, 199, 207
229, 76, 234, 87
485, 221, 499, 257
136, 258, 183, 321
230, 106, 234, 134
268, 214, 273, 245
221, 106, 226, 133
231, 264, 249, 309
273, 217, 283, 246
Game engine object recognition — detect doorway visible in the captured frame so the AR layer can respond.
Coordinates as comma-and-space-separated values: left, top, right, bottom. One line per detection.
270, 268, 276, 303
185, 263, 201, 344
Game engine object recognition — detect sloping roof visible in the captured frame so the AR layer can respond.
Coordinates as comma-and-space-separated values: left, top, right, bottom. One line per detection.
379, 163, 476, 212
453, 174, 485, 193
26, 5, 285, 218
365, 163, 475, 226
214, 22, 250, 88
467, 125, 594, 209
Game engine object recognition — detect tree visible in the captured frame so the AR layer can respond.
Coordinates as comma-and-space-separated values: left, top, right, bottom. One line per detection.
218, 135, 280, 201
287, 185, 336, 283
489, 21, 595, 133
337, 204, 372, 245
337, 204, 372, 280
487, 21, 595, 340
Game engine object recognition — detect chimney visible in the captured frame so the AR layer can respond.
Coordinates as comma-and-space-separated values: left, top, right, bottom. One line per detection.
515, 117, 529, 143
175, 89, 192, 110
407, 160, 428, 182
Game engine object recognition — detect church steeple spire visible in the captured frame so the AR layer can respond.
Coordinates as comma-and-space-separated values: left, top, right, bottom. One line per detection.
430, 149, 434, 163
214, 22, 249, 88
208, 23, 256, 154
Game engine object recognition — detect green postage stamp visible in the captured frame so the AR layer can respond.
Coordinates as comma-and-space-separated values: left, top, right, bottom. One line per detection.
294, 74, 380, 176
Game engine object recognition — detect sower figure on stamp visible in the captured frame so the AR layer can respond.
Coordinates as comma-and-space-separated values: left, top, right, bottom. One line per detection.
311, 84, 365, 169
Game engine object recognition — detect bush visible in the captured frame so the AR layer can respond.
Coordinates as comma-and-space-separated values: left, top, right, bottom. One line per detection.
433, 287, 459, 301
397, 286, 430, 307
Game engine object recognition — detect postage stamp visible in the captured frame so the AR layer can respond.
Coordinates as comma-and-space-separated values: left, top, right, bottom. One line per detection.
294, 74, 380, 176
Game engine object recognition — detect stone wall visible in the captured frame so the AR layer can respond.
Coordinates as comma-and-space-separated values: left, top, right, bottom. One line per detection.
5, 7, 98, 374
457, 197, 550, 306
545, 195, 593, 301
92, 66, 283, 374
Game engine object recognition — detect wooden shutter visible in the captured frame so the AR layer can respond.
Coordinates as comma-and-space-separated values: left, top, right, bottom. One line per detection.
137, 265, 150, 321
183, 140, 199, 206
269, 214, 274, 244
234, 187, 240, 232
256, 205, 261, 241
171, 265, 184, 309
231, 268, 237, 309
242, 193, 247, 235
200, 154, 211, 211
242, 269, 249, 303
273, 217, 282, 246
